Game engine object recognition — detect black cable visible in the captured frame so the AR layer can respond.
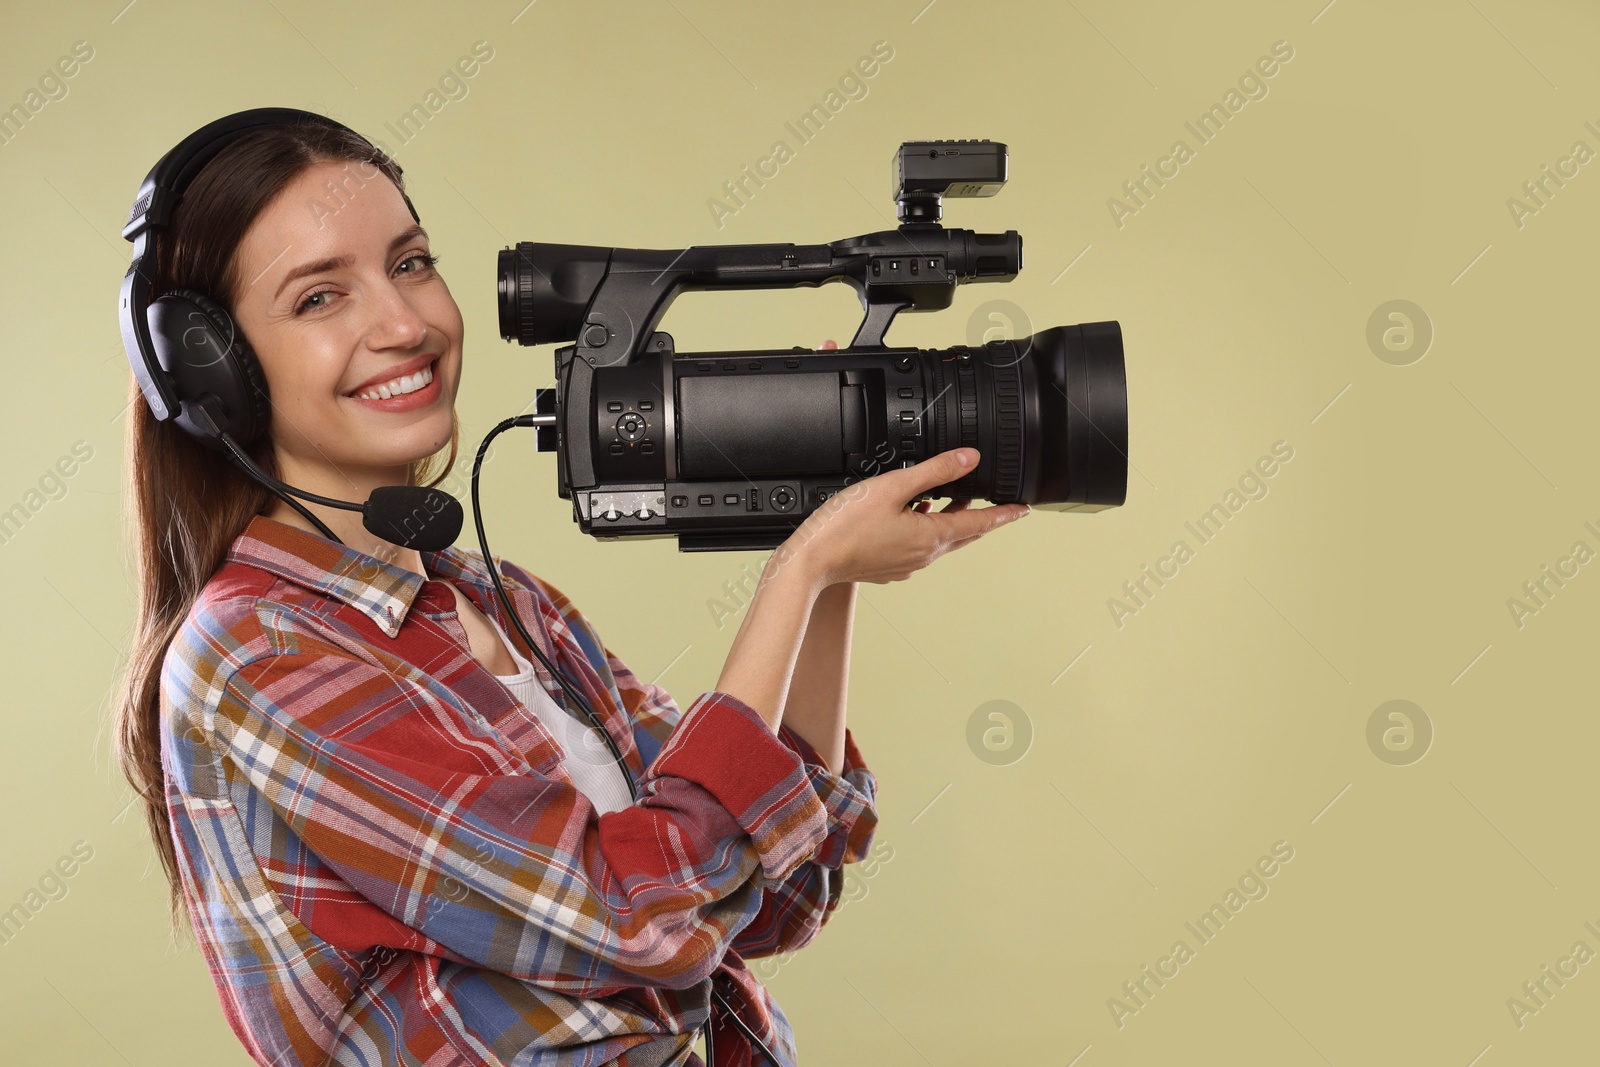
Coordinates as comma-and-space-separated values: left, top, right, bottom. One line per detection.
217, 431, 346, 544
709, 982, 779, 1066
471, 416, 639, 802
472, 416, 778, 1066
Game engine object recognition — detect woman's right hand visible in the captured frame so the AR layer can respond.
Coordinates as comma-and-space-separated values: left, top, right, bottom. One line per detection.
780, 446, 1031, 587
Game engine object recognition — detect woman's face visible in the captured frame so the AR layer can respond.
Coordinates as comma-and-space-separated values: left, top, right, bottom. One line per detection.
229, 159, 461, 485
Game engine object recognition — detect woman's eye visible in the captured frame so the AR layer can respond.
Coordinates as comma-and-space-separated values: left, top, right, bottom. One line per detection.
400, 252, 440, 274
296, 290, 332, 315
293, 253, 439, 316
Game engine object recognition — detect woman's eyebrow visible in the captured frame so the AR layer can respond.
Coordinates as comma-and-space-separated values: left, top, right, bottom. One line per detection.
273, 225, 430, 301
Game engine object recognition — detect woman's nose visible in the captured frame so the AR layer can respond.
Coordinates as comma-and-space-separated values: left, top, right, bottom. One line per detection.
367, 282, 428, 350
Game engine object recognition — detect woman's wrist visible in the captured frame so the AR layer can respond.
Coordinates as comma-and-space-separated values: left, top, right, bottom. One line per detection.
761, 540, 828, 600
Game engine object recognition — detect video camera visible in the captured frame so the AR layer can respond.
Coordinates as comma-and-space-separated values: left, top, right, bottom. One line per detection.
497, 139, 1128, 552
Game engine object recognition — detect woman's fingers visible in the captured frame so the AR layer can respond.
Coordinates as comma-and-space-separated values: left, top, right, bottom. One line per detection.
820, 339, 839, 351
948, 504, 1029, 551
936, 502, 1029, 542
912, 497, 978, 515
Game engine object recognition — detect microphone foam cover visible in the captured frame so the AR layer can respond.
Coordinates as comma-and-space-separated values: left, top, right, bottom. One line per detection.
363, 486, 464, 551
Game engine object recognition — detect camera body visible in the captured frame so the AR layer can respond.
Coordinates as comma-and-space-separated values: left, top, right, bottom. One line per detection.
499, 140, 1128, 552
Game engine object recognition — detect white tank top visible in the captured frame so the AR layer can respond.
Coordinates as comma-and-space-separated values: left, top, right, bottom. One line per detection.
479, 613, 634, 816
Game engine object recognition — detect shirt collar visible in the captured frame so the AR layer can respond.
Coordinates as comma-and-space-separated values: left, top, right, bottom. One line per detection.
225, 514, 497, 639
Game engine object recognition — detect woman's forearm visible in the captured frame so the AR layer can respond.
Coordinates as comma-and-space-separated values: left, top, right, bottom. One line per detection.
714, 553, 824, 733
776, 582, 856, 775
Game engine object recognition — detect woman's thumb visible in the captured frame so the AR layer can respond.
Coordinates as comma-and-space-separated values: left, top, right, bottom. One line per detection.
945, 447, 978, 474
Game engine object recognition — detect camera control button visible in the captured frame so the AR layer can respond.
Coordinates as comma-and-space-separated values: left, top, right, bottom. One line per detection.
769, 486, 797, 512
615, 412, 647, 441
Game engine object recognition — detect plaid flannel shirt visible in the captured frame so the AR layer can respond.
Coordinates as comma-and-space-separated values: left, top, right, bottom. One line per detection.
159, 515, 878, 1066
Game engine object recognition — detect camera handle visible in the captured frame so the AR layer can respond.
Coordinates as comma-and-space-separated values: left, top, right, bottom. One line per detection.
506, 223, 1021, 375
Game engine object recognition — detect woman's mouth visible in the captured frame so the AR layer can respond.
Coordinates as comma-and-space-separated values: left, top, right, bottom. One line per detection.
346, 358, 442, 411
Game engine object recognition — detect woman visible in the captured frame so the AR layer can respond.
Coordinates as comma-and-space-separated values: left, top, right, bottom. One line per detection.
111, 114, 1030, 1067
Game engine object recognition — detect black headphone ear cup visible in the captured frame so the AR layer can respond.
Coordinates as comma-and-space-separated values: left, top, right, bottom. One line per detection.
147, 287, 271, 447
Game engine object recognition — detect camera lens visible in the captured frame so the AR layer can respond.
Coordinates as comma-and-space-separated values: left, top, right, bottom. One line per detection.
925, 322, 1127, 510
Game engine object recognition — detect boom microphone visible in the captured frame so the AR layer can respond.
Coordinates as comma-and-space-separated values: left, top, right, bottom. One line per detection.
197, 401, 464, 552
363, 486, 464, 551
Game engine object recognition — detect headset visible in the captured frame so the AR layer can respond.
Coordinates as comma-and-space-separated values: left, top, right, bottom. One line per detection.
118, 107, 777, 1066
116, 106, 464, 549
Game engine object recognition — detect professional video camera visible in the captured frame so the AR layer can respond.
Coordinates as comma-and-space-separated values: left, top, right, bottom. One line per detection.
497, 140, 1128, 552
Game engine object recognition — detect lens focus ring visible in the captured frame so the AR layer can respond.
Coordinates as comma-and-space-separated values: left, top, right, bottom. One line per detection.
992, 355, 1023, 502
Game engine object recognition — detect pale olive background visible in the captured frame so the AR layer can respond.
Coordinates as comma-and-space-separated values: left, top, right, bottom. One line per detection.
2, 0, 1597, 1063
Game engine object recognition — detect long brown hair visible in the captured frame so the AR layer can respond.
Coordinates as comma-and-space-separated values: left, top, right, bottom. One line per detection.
110, 119, 460, 943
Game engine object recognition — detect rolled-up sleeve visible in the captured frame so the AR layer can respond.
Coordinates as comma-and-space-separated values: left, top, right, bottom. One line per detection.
515, 565, 880, 873
205, 648, 834, 996
731, 723, 879, 958
481, 563, 879, 964
776, 723, 878, 869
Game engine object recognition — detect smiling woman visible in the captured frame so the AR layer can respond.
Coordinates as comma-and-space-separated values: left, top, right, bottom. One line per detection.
228, 159, 462, 525
110, 111, 882, 1067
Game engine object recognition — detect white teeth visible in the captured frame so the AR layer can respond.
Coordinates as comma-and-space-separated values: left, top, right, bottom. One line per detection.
355, 363, 433, 401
